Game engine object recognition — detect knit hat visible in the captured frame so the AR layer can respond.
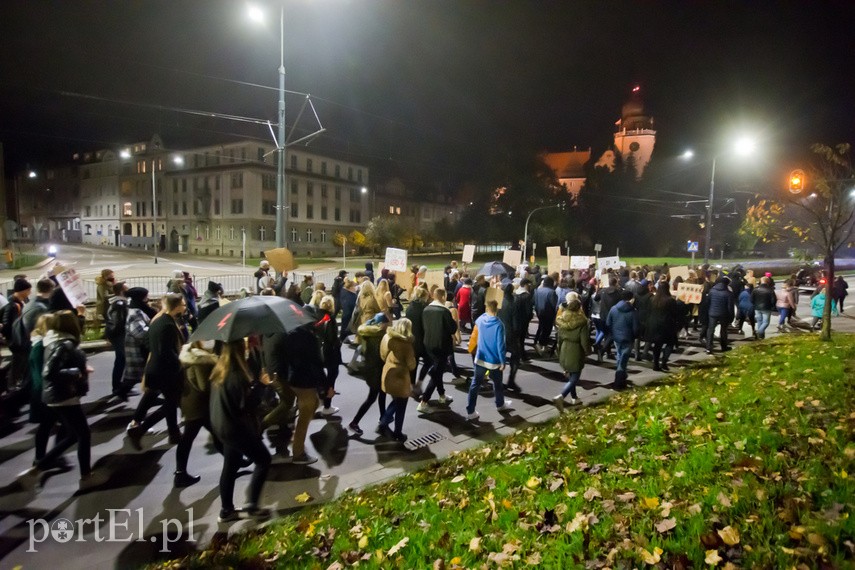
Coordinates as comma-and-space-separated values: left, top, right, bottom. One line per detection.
13, 278, 31, 292
338, 270, 348, 278
207, 281, 223, 294
126, 287, 149, 302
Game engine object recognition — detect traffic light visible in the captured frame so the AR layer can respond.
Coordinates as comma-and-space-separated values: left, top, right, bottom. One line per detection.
788, 169, 805, 194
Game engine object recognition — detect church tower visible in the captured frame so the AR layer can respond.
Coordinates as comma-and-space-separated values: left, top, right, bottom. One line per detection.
612, 86, 656, 179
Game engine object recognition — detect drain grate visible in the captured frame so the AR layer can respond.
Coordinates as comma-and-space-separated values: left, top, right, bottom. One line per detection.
404, 431, 445, 451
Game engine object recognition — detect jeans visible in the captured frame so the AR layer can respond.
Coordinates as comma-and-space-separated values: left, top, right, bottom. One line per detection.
560, 371, 581, 399
219, 436, 271, 512
36, 404, 91, 477
592, 318, 606, 346
379, 396, 407, 435
706, 315, 730, 350
466, 364, 505, 414
534, 313, 555, 347
755, 310, 771, 338
777, 307, 790, 326
420, 350, 449, 403
111, 343, 126, 393
614, 340, 633, 372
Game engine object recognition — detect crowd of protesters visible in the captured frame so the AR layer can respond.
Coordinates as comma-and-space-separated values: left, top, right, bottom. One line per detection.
1, 257, 847, 522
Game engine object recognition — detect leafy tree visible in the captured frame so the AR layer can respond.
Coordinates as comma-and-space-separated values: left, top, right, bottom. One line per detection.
332, 232, 347, 248
365, 216, 406, 253
740, 143, 855, 340
348, 230, 367, 253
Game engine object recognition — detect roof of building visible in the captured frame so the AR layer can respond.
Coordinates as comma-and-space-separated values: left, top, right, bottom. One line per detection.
542, 149, 591, 179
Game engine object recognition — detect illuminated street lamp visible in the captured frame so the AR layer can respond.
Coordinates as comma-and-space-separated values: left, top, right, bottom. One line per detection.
248, 3, 287, 248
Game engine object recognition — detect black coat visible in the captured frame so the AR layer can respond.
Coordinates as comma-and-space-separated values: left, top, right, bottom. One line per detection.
422, 302, 456, 355
144, 313, 184, 396
210, 367, 262, 446
405, 298, 427, 357
41, 333, 88, 404
708, 282, 734, 318
646, 296, 680, 344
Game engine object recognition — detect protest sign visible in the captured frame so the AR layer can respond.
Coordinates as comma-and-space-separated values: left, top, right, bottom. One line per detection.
546, 246, 562, 275
485, 285, 504, 309
424, 270, 445, 292
669, 265, 691, 281
264, 247, 298, 272
502, 249, 522, 268
383, 247, 408, 272
676, 282, 704, 304
570, 255, 594, 270
598, 256, 621, 270
560, 255, 570, 272
55, 268, 88, 307
462, 244, 476, 263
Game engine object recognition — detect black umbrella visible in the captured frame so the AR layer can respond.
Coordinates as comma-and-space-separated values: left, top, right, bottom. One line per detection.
189, 296, 313, 342
475, 261, 517, 278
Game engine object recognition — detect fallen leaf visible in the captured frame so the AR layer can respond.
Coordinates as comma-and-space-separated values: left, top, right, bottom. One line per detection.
717, 526, 740, 546
549, 478, 564, 492
617, 492, 637, 502
295, 492, 313, 503
525, 552, 542, 565
485, 476, 496, 489
469, 536, 482, 553
655, 518, 677, 533
387, 537, 409, 556
688, 503, 702, 515
526, 476, 542, 489
358, 535, 369, 549
716, 492, 732, 508
451, 475, 465, 483
639, 546, 663, 564
705, 549, 722, 565
584, 487, 602, 501
641, 496, 660, 510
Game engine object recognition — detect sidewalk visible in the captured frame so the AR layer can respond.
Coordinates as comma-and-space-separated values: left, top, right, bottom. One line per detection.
0, 281, 852, 568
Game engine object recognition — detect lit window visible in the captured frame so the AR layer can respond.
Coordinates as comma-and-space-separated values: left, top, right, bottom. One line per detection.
123, 202, 132, 216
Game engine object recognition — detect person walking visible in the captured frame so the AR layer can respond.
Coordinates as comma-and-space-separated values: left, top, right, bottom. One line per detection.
775, 279, 797, 332
416, 288, 456, 413
126, 293, 186, 449
405, 285, 432, 393
810, 287, 838, 330
832, 276, 848, 314
605, 290, 639, 390
104, 281, 129, 399
377, 317, 416, 441
278, 324, 324, 464
455, 278, 474, 332
197, 281, 224, 324
706, 276, 735, 353
95, 269, 116, 324
497, 283, 522, 389
349, 313, 389, 434
20, 311, 104, 491
117, 287, 154, 400
210, 339, 273, 522
532, 276, 558, 356
736, 283, 756, 337
3, 278, 32, 395
465, 300, 513, 421
751, 276, 775, 339
175, 341, 220, 488
338, 278, 358, 343
511, 278, 534, 363
647, 282, 680, 371
552, 298, 590, 410
331, 270, 348, 316
315, 295, 342, 416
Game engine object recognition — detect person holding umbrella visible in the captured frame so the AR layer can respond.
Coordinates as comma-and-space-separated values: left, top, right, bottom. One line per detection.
210, 339, 273, 522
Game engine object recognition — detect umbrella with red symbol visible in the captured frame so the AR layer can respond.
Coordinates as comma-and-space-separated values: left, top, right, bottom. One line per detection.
189, 296, 313, 342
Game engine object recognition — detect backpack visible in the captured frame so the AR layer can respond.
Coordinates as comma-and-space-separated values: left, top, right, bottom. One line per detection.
9, 315, 30, 352
104, 299, 128, 342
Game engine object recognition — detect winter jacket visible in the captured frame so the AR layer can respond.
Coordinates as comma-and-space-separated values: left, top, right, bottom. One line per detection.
606, 300, 639, 343
511, 288, 534, 334
123, 307, 151, 384
811, 291, 838, 318
832, 279, 849, 300
497, 288, 517, 347
380, 329, 416, 398
455, 285, 473, 324
775, 287, 796, 310
21, 296, 50, 336
556, 309, 590, 373
357, 292, 381, 326
473, 313, 506, 369
143, 313, 184, 397
104, 296, 129, 343
634, 288, 652, 337
28, 335, 46, 423
357, 322, 387, 390
179, 343, 217, 422
41, 330, 88, 405
314, 311, 342, 367
708, 282, 735, 318
471, 284, 487, 323
751, 284, 775, 312
210, 366, 262, 446
422, 301, 457, 355
405, 298, 428, 357
596, 286, 622, 319
284, 326, 326, 390
197, 291, 220, 324
533, 285, 558, 317
646, 297, 680, 345
738, 290, 754, 315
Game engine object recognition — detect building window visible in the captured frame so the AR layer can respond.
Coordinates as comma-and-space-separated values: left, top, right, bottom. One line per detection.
215, 226, 221, 241
321, 184, 328, 199
389, 206, 395, 214
335, 164, 341, 178
85, 206, 92, 217
306, 159, 313, 173
321, 162, 327, 175
262, 173, 275, 190
290, 154, 297, 169
259, 225, 266, 241
230, 173, 243, 188
291, 180, 298, 194
306, 182, 313, 197
306, 204, 313, 219
173, 202, 179, 216
334, 207, 341, 221
262, 200, 276, 215
357, 169, 363, 182
335, 187, 341, 201
348, 166, 353, 180
229, 226, 235, 241
291, 203, 298, 218
195, 225, 201, 239
182, 201, 188, 215
321, 206, 327, 220
320, 229, 326, 243
231, 199, 244, 214
291, 228, 298, 243
123, 202, 132, 216
306, 228, 313, 242
182, 179, 187, 192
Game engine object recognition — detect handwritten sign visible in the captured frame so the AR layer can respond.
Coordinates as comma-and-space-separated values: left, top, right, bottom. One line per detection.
502, 249, 522, 268
598, 256, 621, 271
462, 244, 476, 263
670, 266, 690, 281
560, 255, 570, 272
264, 247, 298, 272
676, 283, 704, 304
570, 255, 594, 270
383, 247, 408, 272
55, 268, 89, 307
546, 246, 562, 275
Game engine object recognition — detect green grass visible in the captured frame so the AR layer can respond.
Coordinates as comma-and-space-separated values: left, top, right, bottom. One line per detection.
10, 253, 47, 270
154, 335, 855, 569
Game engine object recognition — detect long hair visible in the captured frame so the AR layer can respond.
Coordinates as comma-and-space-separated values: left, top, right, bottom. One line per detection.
390, 317, 412, 337
211, 339, 251, 385
47, 310, 81, 343
652, 280, 673, 308
359, 280, 376, 299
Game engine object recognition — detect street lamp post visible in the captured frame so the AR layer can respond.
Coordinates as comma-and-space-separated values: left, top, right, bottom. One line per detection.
704, 157, 716, 265
151, 158, 158, 264
522, 204, 562, 266
275, 4, 287, 249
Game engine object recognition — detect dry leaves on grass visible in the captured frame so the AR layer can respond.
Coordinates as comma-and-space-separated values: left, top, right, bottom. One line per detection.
717, 526, 740, 546
387, 537, 409, 556
655, 518, 677, 533
295, 492, 313, 503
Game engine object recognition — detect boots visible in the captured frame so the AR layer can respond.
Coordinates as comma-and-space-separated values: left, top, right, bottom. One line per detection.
613, 370, 628, 390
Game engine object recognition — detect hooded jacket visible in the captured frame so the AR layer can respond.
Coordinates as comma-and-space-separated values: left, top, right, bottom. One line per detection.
357, 321, 387, 389
708, 280, 735, 318
556, 309, 590, 373
473, 313, 506, 369
41, 330, 88, 405
380, 329, 416, 398
606, 300, 639, 343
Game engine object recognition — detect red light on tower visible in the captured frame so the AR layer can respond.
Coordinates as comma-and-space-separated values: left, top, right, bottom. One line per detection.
632, 85, 640, 93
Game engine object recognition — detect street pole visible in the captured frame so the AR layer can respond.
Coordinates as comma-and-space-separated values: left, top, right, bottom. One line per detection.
151, 158, 158, 264
704, 157, 716, 265
275, 3, 287, 249
522, 204, 561, 267
342, 236, 347, 270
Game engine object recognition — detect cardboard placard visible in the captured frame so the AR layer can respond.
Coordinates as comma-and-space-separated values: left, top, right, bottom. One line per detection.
424, 270, 445, 293
55, 268, 89, 307
462, 244, 476, 264
485, 285, 504, 310
570, 255, 594, 270
264, 247, 298, 272
670, 265, 691, 281
598, 256, 621, 270
502, 249, 522, 268
546, 246, 562, 275
383, 247, 408, 272
676, 283, 704, 304
396, 269, 414, 294
560, 255, 570, 272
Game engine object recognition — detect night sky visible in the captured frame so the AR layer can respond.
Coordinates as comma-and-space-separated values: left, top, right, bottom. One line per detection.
1, 1, 853, 184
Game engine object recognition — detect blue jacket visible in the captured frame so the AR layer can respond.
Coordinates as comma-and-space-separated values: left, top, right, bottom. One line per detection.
737, 289, 754, 314
606, 300, 639, 343
533, 285, 558, 316
474, 313, 506, 369
708, 281, 734, 318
